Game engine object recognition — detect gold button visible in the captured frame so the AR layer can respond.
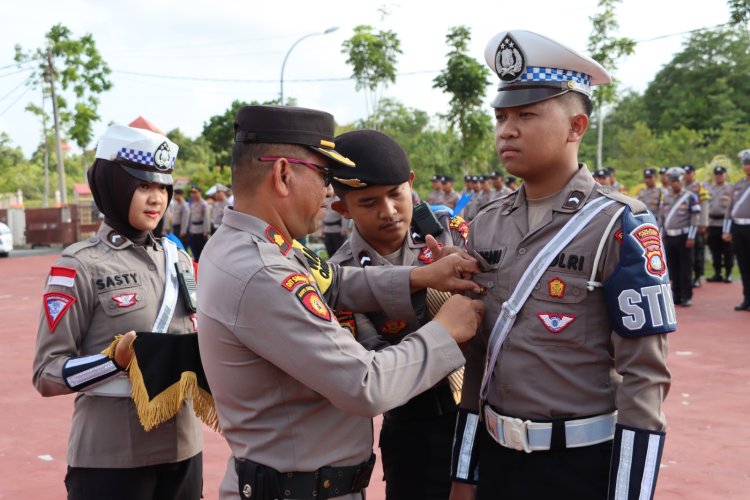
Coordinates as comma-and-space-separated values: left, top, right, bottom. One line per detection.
242, 484, 252, 498
567, 81, 575, 89
323, 480, 331, 488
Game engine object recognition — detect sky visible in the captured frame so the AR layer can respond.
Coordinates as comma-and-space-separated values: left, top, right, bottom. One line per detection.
0, 0, 734, 158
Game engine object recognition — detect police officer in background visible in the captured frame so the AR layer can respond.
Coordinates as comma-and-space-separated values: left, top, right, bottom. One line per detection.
450, 30, 674, 500
723, 150, 750, 310
441, 175, 460, 209
637, 168, 664, 215
32, 125, 203, 499
489, 171, 512, 200
428, 174, 445, 205
659, 166, 670, 190
660, 166, 701, 307
328, 129, 470, 500
706, 166, 734, 282
196, 105, 484, 500
593, 168, 610, 185
683, 164, 710, 287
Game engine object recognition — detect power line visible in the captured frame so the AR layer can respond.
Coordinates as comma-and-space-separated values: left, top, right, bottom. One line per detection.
0, 86, 31, 117
0, 75, 33, 104
633, 22, 731, 44
0, 67, 34, 79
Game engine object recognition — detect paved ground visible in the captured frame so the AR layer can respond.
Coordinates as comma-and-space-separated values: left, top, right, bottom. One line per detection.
1, 253, 748, 499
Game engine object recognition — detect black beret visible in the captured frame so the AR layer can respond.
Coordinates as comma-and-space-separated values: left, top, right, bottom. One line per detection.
478, 175, 487, 182
594, 169, 608, 177
505, 176, 516, 184
659, 167, 668, 174
713, 166, 727, 174
489, 171, 503, 179
431, 174, 441, 181
464, 175, 473, 182
330, 130, 410, 190
234, 105, 354, 168
683, 164, 695, 173
643, 168, 655, 177
443, 175, 454, 183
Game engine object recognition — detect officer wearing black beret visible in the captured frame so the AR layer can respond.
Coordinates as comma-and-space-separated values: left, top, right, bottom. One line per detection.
428, 174, 445, 206
637, 168, 665, 215
706, 165, 734, 282
441, 175, 460, 209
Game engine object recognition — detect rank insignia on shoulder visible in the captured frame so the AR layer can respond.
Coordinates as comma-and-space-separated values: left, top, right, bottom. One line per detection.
449, 216, 469, 241
562, 190, 584, 210
381, 319, 407, 335
112, 293, 137, 308
335, 311, 357, 337
107, 231, 127, 247
630, 224, 666, 277
615, 229, 624, 243
418, 243, 444, 264
547, 277, 566, 298
48, 266, 77, 288
295, 284, 331, 321
281, 273, 310, 292
538, 313, 576, 333
265, 225, 291, 254
44, 292, 76, 333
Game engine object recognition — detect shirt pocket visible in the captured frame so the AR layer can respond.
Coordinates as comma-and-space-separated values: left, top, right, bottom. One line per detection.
525, 271, 589, 347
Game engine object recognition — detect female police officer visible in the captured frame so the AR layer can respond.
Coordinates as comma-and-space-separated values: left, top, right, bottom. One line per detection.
32, 125, 203, 499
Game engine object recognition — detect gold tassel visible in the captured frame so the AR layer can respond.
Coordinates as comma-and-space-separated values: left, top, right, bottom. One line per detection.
425, 288, 464, 404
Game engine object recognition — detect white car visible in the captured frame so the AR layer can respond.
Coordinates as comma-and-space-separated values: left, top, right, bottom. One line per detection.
0, 222, 12, 257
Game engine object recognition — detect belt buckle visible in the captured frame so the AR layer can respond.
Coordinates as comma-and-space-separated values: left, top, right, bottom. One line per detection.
502, 416, 532, 453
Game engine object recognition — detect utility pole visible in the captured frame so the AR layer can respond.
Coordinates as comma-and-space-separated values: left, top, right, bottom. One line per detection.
47, 46, 67, 206
39, 92, 50, 207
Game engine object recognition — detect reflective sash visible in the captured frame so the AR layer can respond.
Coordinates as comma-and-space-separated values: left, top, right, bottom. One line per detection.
663, 192, 691, 230
479, 196, 615, 399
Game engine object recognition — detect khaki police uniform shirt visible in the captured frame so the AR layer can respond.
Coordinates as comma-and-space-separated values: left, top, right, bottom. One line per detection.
427, 189, 445, 206
461, 166, 670, 430
708, 183, 733, 227
32, 223, 202, 468
687, 180, 710, 226
464, 191, 492, 221
490, 185, 513, 201
725, 178, 750, 226
328, 213, 469, 350
660, 188, 701, 234
443, 190, 460, 209
197, 209, 465, 500
181, 199, 210, 235
637, 186, 664, 216
211, 199, 230, 228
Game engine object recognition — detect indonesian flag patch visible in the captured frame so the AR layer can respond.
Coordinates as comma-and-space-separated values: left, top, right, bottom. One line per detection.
44, 292, 76, 333
538, 313, 576, 333
47, 266, 77, 288
112, 293, 137, 308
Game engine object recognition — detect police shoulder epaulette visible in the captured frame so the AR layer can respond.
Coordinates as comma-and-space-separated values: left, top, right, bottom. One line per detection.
597, 188, 648, 215
61, 236, 102, 258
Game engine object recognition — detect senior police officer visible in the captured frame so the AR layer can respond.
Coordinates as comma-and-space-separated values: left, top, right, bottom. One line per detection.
660, 166, 701, 307
637, 168, 665, 215
723, 150, 750, 310
33, 125, 203, 499
706, 166, 734, 282
328, 129, 472, 500
196, 106, 485, 500
450, 30, 674, 500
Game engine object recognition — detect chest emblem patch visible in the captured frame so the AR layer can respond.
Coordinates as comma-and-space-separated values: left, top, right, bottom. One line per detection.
538, 313, 576, 333
44, 292, 77, 333
547, 277, 566, 298
381, 319, 407, 335
112, 293, 137, 308
630, 224, 666, 277
295, 284, 331, 322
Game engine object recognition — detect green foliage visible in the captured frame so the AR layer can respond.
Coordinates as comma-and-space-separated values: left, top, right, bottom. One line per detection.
167, 128, 215, 167
201, 100, 251, 169
728, 0, 750, 23
432, 26, 493, 172
15, 24, 112, 149
341, 24, 402, 119
642, 26, 750, 132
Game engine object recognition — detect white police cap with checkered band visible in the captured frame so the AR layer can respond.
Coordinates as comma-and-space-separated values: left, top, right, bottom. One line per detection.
95, 124, 178, 185
738, 149, 750, 164
484, 30, 611, 108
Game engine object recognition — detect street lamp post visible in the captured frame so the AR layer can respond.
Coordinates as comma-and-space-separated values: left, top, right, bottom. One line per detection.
280, 26, 338, 105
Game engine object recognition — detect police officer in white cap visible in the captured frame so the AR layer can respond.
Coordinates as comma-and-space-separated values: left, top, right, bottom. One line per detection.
723, 149, 750, 310
32, 125, 203, 499
450, 30, 674, 500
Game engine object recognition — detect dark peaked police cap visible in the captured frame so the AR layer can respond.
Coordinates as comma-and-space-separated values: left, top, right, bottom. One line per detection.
331, 130, 410, 190
234, 105, 355, 168
484, 30, 611, 108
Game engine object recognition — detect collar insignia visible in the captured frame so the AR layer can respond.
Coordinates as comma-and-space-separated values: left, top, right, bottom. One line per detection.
265, 226, 291, 254
107, 231, 126, 247
562, 190, 585, 210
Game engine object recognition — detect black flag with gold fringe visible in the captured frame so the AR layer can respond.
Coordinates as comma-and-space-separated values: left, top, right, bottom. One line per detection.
102, 332, 219, 432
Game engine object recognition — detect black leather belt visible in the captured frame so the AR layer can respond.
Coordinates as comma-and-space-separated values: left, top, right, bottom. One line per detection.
384, 383, 457, 422
709, 215, 724, 220
190, 220, 204, 224
234, 453, 375, 500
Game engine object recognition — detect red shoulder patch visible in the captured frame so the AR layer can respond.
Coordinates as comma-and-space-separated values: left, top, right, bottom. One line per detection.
44, 292, 76, 333
381, 319, 407, 335
614, 229, 623, 243
630, 223, 667, 277
281, 273, 310, 291
295, 285, 331, 321
335, 311, 357, 337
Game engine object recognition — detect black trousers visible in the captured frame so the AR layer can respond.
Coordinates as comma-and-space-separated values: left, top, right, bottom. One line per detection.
732, 224, 750, 301
693, 232, 706, 280
665, 234, 694, 302
379, 411, 457, 500
476, 426, 612, 500
65, 453, 202, 500
324, 232, 346, 258
187, 233, 207, 262
707, 226, 734, 276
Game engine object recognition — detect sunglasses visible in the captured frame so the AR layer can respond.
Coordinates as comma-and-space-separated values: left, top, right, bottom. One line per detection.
257, 156, 334, 187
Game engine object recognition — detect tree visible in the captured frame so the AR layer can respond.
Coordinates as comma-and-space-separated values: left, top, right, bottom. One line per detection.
201, 100, 252, 169
341, 24, 402, 121
432, 26, 493, 173
728, 0, 750, 23
15, 24, 112, 204
586, 0, 636, 169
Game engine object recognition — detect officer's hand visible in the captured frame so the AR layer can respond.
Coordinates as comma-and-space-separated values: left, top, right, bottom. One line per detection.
686, 238, 695, 249
114, 330, 136, 370
722, 232, 732, 243
411, 253, 481, 294
449, 481, 477, 500
433, 295, 484, 344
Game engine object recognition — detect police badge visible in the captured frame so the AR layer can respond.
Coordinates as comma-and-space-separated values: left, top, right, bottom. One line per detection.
153, 141, 172, 171
495, 34, 525, 82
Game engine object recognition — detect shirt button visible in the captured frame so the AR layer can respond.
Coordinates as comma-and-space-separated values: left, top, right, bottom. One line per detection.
518, 248, 527, 255
486, 281, 494, 289
148, 264, 156, 271
534, 282, 540, 290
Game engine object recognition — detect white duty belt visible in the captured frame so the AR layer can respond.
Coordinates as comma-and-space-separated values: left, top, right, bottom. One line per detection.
479, 196, 616, 400
86, 238, 181, 397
